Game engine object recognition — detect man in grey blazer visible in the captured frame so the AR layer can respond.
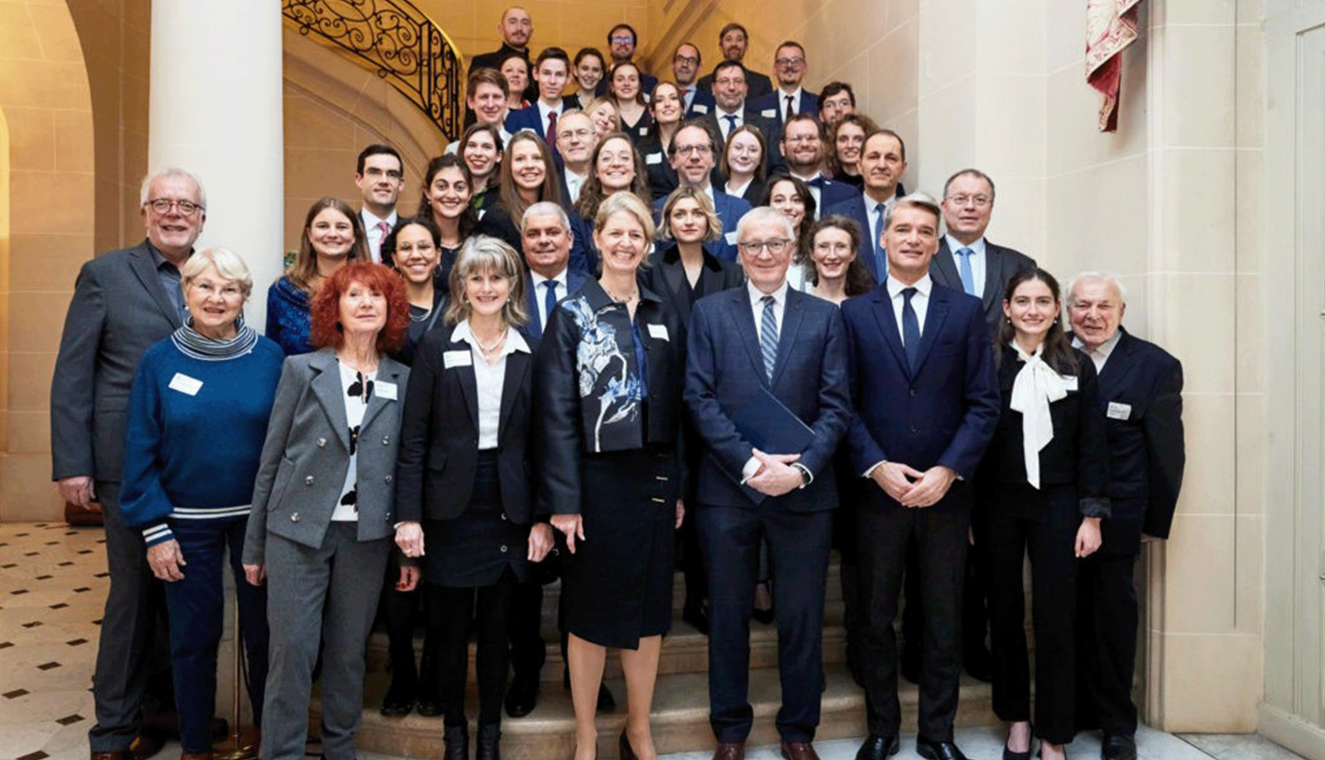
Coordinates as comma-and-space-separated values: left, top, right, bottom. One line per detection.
50, 167, 206, 760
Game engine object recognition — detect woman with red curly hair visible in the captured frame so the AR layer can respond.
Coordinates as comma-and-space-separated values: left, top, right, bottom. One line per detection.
242, 262, 416, 760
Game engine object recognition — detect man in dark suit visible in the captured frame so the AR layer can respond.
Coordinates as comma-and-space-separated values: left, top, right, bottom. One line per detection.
840, 194, 999, 760
594, 23, 657, 96
466, 7, 536, 125
553, 110, 595, 206
354, 144, 404, 264
653, 121, 752, 261
700, 60, 784, 174
698, 23, 773, 100
825, 129, 908, 283
51, 168, 208, 760
672, 42, 718, 117
684, 206, 852, 760
780, 114, 855, 218
1067, 273, 1184, 760
749, 41, 819, 128
504, 47, 573, 155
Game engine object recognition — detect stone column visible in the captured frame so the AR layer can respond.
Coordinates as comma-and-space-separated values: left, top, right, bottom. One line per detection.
149, 0, 284, 330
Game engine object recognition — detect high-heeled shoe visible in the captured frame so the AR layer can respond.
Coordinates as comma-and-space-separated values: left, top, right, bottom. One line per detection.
619, 730, 639, 760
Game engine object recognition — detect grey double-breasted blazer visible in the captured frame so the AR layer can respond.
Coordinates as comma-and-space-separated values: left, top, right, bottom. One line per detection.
243, 348, 410, 565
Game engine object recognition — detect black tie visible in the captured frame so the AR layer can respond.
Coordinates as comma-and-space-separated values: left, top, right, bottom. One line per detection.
902, 287, 920, 371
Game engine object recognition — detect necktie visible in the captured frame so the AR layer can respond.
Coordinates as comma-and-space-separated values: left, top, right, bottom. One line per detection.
785, 93, 796, 120
723, 114, 738, 140
546, 110, 558, 151
872, 202, 888, 281
956, 246, 977, 296
375, 220, 391, 263
901, 287, 920, 371
759, 295, 779, 382
542, 280, 559, 333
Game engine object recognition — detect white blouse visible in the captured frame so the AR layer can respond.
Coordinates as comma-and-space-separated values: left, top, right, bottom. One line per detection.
331, 361, 377, 522
453, 320, 531, 450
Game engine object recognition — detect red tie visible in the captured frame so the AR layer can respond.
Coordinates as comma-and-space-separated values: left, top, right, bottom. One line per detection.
547, 110, 558, 150
375, 220, 390, 263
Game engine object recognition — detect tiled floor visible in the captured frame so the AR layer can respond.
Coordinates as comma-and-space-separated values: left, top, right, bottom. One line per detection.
0, 522, 1309, 760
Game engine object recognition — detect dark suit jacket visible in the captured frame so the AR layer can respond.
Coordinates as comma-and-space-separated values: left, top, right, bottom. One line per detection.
51, 240, 186, 483
642, 245, 745, 321
801, 174, 856, 218
683, 86, 718, 118
504, 101, 571, 146
638, 134, 726, 202
523, 268, 590, 339
929, 238, 1036, 342
698, 108, 785, 175
394, 326, 539, 524
1075, 329, 1185, 553
978, 346, 1111, 516
683, 286, 852, 511
825, 189, 906, 283
651, 189, 751, 262
749, 90, 821, 128
698, 67, 774, 100
841, 281, 1000, 491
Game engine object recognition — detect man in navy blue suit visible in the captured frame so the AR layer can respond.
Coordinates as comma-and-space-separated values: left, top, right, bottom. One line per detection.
841, 194, 999, 760
653, 121, 752, 261
685, 206, 852, 760
672, 42, 717, 117
826, 129, 908, 283
594, 23, 658, 96
698, 23, 774, 100
780, 114, 855, 219
700, 61, 785, 174
504, 47, 572, 155
1067, 272, 1184, 760
750, 41, 819, 127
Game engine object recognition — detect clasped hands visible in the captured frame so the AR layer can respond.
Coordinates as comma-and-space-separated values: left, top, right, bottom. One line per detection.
871, 461, 957, 507
746, 449, 804, 497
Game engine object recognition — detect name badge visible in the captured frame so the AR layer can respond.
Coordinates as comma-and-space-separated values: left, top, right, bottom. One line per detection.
1107, 401, 1132, 421
168, 373, 203, 396
725, 231, 739, 245
646, 152, 663, 165
377, 381, 398, 400
444, 350, 473, 369
647, 323, 669, 341
1063, 375, 1078, 392
639, 126, 649, 136
692, 104, 709, 114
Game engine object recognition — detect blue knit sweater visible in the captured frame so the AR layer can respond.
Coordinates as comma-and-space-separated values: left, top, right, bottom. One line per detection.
120, 335, 285, 546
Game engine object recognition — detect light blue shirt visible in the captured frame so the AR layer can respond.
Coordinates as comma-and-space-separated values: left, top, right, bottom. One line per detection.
944, 234, 987, 298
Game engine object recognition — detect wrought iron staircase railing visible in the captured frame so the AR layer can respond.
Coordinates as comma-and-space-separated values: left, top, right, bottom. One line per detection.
282, 0, 465, 140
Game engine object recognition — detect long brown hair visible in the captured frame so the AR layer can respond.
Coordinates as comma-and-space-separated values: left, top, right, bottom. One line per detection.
286, 197, 367, 293
806, 215, 874, 296
996, 266, 1079, 374
497, 131, 562, 222
573, 132, 651, 219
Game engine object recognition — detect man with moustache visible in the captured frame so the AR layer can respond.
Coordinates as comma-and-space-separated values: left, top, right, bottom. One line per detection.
657, 121, 753, 261
354, 144, 405, 264
750, 41, 819, 127
698, 23, 773, 99
700, 61, 784, 174
825, 129, 909, 283
779, 114, 854, 219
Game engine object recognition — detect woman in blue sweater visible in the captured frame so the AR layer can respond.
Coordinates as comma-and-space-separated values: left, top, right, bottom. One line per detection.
120, 247, 285, 759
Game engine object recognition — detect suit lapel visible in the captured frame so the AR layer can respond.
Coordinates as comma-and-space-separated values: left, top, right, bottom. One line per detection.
868, 289, 909, 373
497, 351, 530, 440
911, 287, 951, 376
729, 290, 768, 385
770, 291, 806, 388
931, 239, 962, 291
360, 357, 406, 436
127, 244, 184, 326
310, 351, 352, 450
1096, 329, 1139, 397
662, 257, 687, 303
980, 243, 1005, 314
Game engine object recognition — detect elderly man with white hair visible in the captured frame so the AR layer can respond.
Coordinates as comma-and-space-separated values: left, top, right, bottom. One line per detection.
1066, 272, 1185, 760
684, 206, 853, 760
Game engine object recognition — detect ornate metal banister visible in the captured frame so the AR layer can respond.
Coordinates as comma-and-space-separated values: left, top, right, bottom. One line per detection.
282, 0, 465, 140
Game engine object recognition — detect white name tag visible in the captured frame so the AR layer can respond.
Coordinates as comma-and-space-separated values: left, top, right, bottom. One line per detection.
761, 108, 777, 118
692, 104, 709, 114
646, 152, 663, 165
639, 126, 649, 136
647, 323, 669, 341
444, 350, 472, 369
1107, 401, 1132, 421
725, 231, 739, 245
168, 373, 202, 396
377, 381, 398, 400
1063, 375, 1078, 392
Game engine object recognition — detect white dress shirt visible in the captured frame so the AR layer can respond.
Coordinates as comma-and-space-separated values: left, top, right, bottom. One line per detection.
537, 100, 561, 138
1072, 329, 1122, 373
725, 177, 753, 199
779, 87, 805, 122
944, 234, 987, 298
361, 208, 398, 264
739, 279, 811, 485
864, 192, 897, 247
563, 167, 587, 204
453, 319, 532, 450
792, 170, 825, 217
716, 107, 745, 141
530, 269, 569, 329
886, 273, 933, 345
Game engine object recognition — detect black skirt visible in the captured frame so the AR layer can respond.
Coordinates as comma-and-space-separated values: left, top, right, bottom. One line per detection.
561, 443, 680, 649
423, 451, 531, 587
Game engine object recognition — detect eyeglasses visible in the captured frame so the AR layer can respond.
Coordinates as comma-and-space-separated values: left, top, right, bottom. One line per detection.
946, 194, 991, 208
775, 57, 805, 67
558, 128, 593, 140
675, 144, 712, 156
739, 238, 792, 254
365, 167, 403, 180
610, 35, 634, 44
189, 281, 242, 299
714, 77, 745, 87
146, 198, 203, 215
674, 55, 699, 65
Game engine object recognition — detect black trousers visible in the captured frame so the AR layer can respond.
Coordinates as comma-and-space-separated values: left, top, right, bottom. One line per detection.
699, 503, 832, 743
426, 569, 518, 727
507, 578, 547, 681
1075, 550, 1139, 737
855, 488, 970, 742
984, 483, 1079, 744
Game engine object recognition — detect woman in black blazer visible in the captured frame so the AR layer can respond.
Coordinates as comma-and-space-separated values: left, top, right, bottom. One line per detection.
978, 267, 1110, 760
395, 235, 554, 760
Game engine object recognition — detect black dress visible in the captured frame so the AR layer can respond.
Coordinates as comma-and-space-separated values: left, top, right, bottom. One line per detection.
534, 278, 686, 648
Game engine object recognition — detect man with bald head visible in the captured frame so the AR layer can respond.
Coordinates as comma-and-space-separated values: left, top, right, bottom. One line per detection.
470, 6, 534, 73
1067, 273, 1184, 760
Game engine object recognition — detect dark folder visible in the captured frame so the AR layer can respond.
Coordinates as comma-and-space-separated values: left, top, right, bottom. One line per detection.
732, 387, 816, 454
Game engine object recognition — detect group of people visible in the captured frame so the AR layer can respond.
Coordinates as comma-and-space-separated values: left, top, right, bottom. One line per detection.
51, 8, 1186, 760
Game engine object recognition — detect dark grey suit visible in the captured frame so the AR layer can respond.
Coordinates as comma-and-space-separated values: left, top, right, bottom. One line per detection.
50, 240, 185, 751
243, 348, 409, 760
928, 238, 1035, 341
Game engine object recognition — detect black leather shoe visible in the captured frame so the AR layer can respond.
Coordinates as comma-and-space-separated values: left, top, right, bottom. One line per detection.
477, 723, 501, 760
505, 673, 539, 718
1003, 743, 1031, 760
380, 679, 416, 717
416, 695, 443, 717
916, 737, 969, 760
597, 682, 616, 711
1101, 734, 1137, 760
444, 724, 468, 760
854, 734, 899, 760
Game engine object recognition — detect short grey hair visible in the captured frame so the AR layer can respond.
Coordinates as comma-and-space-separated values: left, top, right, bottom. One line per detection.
1066, 271, 1128, 306
882, 191, 942, 233
737, 205, 794, 242
140, 167, 207, 210
521, 201, 571, 233
180, 247, 253, 298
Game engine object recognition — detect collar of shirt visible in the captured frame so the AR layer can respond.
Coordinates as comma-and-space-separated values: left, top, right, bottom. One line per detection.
716, 107, 744, 125
530, 269, 568, 290
781, 86, 804, 107
725, 177, 753, 198
1071, 329, 1122, 362
944, 234, 985, 258
361, 208, 397, 230
747, 278, 790, 312
453, 318, 531, 357
537, 99, 561, 124
886, 273, 933, 300
146, 240, 185, 272
792, 170, 823, 185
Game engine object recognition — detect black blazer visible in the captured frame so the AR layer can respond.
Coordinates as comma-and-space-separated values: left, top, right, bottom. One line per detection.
929, 238, 1036, 342
697, 109, 786, 175
535, 279, 686, 515
642, 245, 745, 323
395, 325, 540, 524
978, 345, 1110, 517
1078, 329, 1184, 552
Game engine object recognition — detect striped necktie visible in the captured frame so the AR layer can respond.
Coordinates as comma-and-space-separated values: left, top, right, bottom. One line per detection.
760, 295, 779, 382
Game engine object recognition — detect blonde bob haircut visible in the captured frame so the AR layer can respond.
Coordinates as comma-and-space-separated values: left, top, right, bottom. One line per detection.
657, 186, 722, 243
595, 190, 655, 238
443, 234, 530, 328
180, 247, 254, 299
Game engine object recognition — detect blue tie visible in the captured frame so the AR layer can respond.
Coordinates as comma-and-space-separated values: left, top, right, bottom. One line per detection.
759, 295, 779, 382
956, 247, 977, 296
872, 202, 888, 281
542, 280, 559, 332
724, 114, 738, 139
901, 287, 920, 371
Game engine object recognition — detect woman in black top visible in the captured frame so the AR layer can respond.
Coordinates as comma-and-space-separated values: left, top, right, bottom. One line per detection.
538, 192, 685, 760
827, 113, 876, 188
395, 236, 554, 760
608, 61, 653, 145
478, 131, 563, 252
639, 81, 687, 200
458, 124, 504, 213
720, 125, 768, 205
569, 133, 651, 275
979, 267, 1109, 760
418, 155, 479, 293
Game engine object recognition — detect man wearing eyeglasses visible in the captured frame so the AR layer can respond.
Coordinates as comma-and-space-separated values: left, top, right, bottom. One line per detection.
780, 114, 854, 219
672, 42, 717, 117
684, 206, 852, 760
750, 41, 818, 128
698, 61, 784, 174
596, 23, 657, 96
354, 144, 405, 264
52, 168, 208, 760
659, 121, 753, 261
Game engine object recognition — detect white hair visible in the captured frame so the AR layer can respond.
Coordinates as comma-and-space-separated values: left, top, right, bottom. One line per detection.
521, 201, 571, 233
180, 247, 253, 298
140, 167, 207, 210
1066, 271, 1128, 305
737, 205, 794, 241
